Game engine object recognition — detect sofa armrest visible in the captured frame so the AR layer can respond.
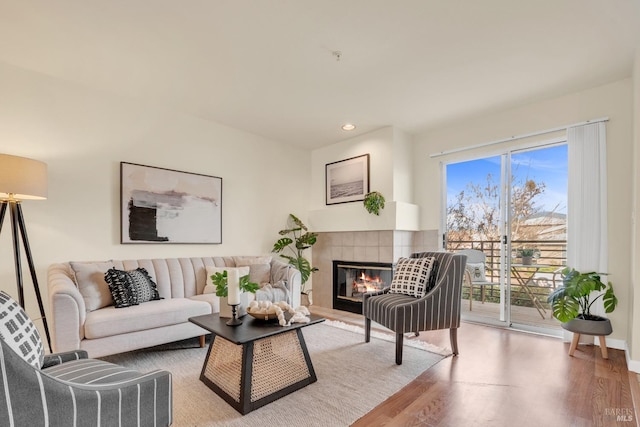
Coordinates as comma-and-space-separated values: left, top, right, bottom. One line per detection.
270, 258, 302, 308
47, 263, 86, 353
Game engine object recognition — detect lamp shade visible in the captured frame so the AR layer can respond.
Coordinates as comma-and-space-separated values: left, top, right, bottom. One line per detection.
0, 154, 48, 200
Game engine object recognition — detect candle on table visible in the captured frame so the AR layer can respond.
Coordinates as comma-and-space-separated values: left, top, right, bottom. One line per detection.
227, 269, 240, 305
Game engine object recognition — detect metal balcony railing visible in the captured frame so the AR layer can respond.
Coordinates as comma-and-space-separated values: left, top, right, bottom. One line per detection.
446, 239, 567, 308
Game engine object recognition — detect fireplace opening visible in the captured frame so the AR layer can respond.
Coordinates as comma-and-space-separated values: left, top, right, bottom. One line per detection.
333, 261, 393, 314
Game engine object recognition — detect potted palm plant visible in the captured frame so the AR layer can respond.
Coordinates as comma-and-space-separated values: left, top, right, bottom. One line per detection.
547, 267, 618, 336
272, 214, 318, 305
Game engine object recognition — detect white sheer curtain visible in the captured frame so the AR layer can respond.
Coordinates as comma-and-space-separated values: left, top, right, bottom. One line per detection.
566, 121, 608, 277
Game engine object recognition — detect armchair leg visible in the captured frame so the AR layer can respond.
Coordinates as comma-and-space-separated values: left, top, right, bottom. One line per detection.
199, 335, 206, 348
450, 328, 459, 356
365, 318, 371, 343
396, 332, 404, 365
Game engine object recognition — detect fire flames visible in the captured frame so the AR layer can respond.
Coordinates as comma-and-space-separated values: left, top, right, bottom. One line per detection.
352, 272, 385, 294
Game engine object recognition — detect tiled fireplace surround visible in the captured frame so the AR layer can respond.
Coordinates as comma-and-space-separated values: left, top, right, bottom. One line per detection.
310, 230, 439, 308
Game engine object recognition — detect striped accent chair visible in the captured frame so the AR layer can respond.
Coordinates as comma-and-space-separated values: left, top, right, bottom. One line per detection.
363, 251, 467, 365
0, 320, 173, 426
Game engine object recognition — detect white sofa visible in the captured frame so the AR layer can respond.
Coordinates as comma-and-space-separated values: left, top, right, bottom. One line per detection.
47, 256, 301, 358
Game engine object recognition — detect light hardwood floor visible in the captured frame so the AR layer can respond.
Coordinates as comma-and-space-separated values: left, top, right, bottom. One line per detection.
310, 306, 639, 427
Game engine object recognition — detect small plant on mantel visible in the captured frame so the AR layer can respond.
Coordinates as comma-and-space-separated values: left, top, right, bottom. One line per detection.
271, 213, 318, 294
363, 191, 385, 215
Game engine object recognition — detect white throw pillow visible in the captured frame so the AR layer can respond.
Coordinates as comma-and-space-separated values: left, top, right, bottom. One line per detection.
389, 257, 435, 298
204, 266, 251, 294
232, 256, 272, 266
0, 291, 44, 369
466, 262, 487, 282
232, 256, 272, 284
70, 261, 115, 311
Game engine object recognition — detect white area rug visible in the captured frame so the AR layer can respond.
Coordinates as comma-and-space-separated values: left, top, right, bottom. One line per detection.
102, 320, 446, 426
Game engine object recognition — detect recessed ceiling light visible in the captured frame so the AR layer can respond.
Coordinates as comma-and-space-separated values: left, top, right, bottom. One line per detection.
341, 123, 356, 131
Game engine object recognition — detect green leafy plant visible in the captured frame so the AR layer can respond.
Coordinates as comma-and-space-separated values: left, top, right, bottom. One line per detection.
210, 271, 259, 298
363, 191, 385, 215
516, 247, 537, 257
272, 213, 318, 292
547, 267, 618, 323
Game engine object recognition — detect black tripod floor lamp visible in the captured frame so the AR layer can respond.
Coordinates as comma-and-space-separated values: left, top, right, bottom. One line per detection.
0, 153, 52, 352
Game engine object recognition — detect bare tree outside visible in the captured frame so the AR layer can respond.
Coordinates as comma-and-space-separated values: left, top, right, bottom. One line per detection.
446, 169, 562, 250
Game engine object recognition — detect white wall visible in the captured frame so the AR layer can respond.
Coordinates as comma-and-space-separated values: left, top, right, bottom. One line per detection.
413, 79, 634, 348
0, 61, 311, 324
309, 126, 419, 232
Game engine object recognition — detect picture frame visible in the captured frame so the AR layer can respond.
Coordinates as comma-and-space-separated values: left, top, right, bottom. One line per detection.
325, 154, 370, 205
120, 162, 222, 244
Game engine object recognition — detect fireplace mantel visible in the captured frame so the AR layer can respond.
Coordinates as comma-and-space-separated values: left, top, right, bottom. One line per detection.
309, 201, 420, 233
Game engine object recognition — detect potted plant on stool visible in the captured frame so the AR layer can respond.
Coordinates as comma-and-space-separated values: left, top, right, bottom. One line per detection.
547, 267, 618, 358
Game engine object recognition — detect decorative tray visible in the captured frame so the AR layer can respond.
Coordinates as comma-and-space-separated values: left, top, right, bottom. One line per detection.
246, 309, 279, 321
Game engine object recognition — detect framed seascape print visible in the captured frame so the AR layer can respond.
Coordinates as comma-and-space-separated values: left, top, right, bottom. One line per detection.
325, 154, 370, 205
121, 162, 222, 244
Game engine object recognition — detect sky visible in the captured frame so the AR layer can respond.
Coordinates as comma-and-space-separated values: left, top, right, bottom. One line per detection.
446, 144, 568, 214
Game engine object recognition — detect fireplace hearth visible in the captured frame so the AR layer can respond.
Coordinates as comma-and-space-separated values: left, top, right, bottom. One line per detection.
333, 261, 393, 314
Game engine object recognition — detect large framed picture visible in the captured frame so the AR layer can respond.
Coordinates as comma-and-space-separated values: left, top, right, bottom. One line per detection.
121, 162, 222, 244
325, 154, 370, 205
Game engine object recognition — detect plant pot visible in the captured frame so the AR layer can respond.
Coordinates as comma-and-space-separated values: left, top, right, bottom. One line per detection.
521, 256, 533, 265
561, 315, 612, 336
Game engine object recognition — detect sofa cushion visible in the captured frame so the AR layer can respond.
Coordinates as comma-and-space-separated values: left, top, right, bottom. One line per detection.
84, 298, 211, 340
389, 256, 435, 298
233, 256, 272, 284
71, 261, 115, 311
0, 291, 45, 369
232, 256, 272, 266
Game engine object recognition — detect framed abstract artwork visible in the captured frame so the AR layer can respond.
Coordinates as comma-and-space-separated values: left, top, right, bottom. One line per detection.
120, 162, 222, 244
325, 154, 370, 205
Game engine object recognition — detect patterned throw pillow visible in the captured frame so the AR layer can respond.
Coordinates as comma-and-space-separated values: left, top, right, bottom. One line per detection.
389, 257, 435, 298
104, 268, 161, 308
104, 268, 139, 308
0, 291, 45, 369
466, 262, 486, 282
128, 268, 161, 303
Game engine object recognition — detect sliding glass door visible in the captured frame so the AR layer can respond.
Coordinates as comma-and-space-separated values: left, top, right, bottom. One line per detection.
444, 154, 507, 325
443, 144, 567, 332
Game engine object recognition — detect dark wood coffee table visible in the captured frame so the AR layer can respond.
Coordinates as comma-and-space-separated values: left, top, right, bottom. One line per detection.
189, 313, 325, 414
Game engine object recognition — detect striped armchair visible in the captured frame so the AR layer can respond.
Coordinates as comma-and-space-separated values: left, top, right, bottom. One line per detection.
0, 324, 173, 427
363, 251, 467, 365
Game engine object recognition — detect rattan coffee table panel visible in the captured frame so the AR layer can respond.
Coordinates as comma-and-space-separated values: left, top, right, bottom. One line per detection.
189, 313, 324, 414
250, 330, 310, 401
204, 336, 243, 401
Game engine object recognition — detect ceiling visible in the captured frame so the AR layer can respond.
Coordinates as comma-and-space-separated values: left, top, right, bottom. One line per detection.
0, 1, 638, 150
